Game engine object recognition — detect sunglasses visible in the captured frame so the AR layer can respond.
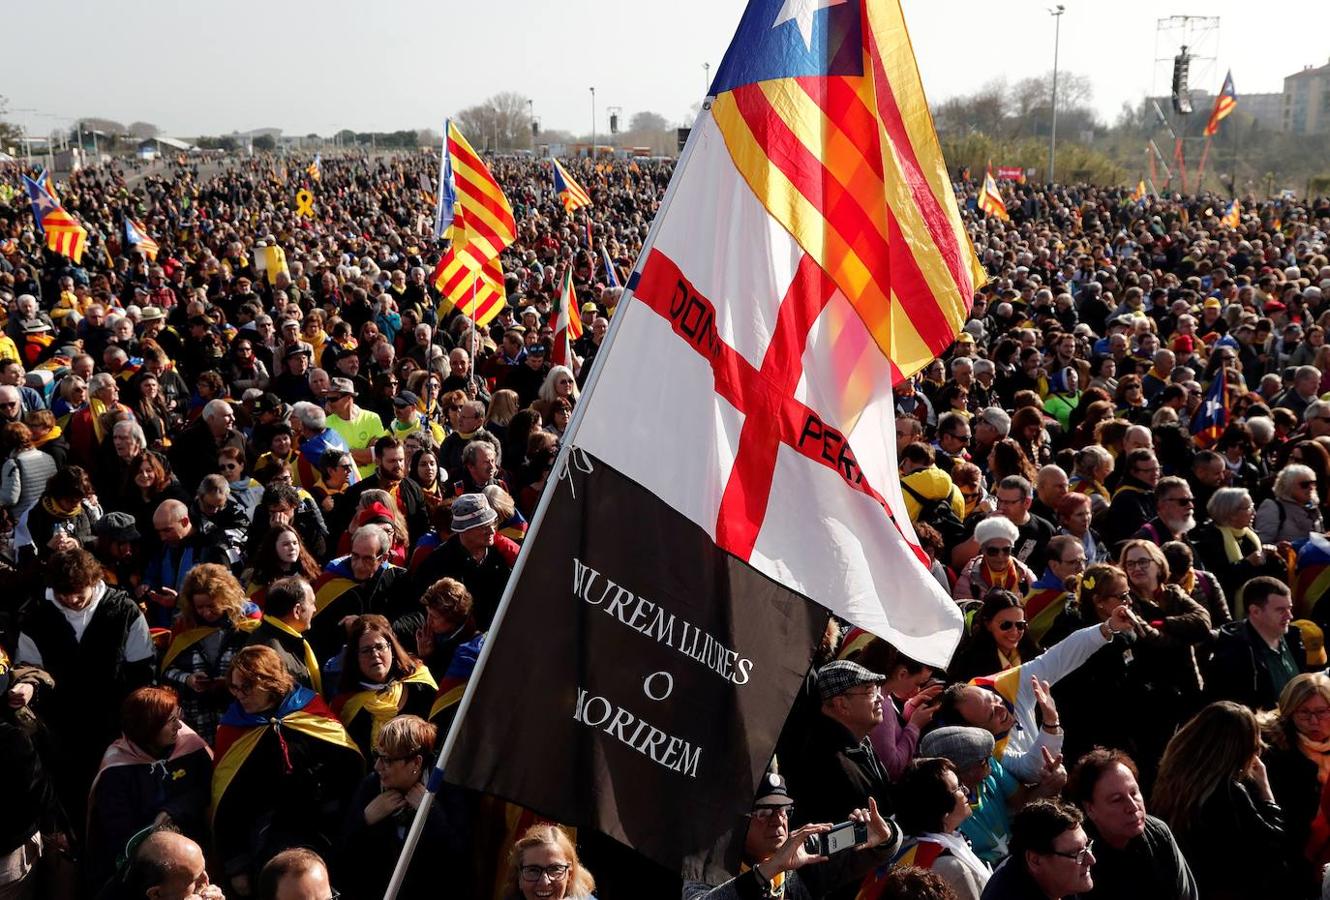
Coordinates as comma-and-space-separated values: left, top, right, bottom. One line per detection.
998, 620, 1029, 632
984, 546, 1013, 557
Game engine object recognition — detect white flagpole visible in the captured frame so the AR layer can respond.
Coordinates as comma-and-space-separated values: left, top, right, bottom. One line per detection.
381, 100, 718, 900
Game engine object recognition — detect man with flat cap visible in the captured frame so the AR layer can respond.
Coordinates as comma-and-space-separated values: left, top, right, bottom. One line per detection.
783, 661, 894, 832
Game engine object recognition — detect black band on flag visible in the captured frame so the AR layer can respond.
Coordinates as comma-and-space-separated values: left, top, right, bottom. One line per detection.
443, 449, 830, 872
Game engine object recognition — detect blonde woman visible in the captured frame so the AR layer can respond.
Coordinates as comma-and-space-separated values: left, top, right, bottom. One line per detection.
1264, 673, 1330, 894
503, 824, 597, 900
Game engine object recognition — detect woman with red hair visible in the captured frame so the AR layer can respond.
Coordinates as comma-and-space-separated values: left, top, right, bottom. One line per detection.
85, 686, 212, 890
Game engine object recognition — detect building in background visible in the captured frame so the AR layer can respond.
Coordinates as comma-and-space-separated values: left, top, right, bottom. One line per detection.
1283, 59, 1330, 135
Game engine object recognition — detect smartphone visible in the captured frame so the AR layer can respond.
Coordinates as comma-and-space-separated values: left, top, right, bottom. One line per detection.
804, 820, 868, 856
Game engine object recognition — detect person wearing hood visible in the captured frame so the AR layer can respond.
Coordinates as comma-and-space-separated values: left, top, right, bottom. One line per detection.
13, 548, 155, 826
84, 686, 214, 891
682, 771, 899, 900
1043, 367, 1082, 431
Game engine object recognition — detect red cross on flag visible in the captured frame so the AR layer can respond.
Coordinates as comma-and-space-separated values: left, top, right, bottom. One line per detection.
433, 0, 980, 881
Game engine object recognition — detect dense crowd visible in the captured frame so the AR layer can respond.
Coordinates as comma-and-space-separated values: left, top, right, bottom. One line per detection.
0, 147, 1328, 900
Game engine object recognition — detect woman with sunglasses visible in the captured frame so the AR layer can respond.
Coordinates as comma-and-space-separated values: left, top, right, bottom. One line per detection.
949, 590, 1041, 683
1256, 464, 1324, 544
338, 714, 470, 899
953, 517, 1036, 602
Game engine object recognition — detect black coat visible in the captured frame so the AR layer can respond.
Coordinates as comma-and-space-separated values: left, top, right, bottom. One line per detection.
1204, 620, 1309, 711
782, 714, 892, 829
1169, 780, 1290, 900
1264, 739, 1325, 898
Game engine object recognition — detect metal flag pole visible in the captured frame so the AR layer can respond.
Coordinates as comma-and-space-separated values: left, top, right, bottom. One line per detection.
380, 94, 720, 900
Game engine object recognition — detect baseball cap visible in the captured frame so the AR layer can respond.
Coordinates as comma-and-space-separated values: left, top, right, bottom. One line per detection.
393, 390, 421, 409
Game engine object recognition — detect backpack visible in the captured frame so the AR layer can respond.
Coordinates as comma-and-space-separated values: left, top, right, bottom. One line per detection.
901, 480, 967, 550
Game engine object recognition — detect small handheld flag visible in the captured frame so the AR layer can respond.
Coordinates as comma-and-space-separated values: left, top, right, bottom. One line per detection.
1130, 180, 1147, 202
600, 245, 621, 289
1221, 199, 1240, 229
306, 154, 322, 181
548, 267, 583, 368
551, 159, 591, 213
978, 165, 1009, 221
1204, 71, 1237, 138
124, 218, 159, 261
1190, 367, 1229, 448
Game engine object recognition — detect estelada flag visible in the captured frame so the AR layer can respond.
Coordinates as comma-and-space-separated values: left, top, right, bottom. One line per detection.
1204, 70, 1237, 137
1130, 179, 1147, 202
23, 175, 87, 264
548, 266, 582, 368
1221, 198, 1241, 229
552, 158, 592, 213
124, 218, 159, 261
442, 0, 972, 875
979, 164, 1009, 221
1190, 366, 1230, 448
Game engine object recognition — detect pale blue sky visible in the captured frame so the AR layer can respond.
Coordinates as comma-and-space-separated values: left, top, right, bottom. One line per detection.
4, 0, 1326, 139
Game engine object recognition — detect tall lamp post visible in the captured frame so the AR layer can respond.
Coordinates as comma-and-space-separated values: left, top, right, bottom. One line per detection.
1048, 4, 1065, 184
590, 86, 596, 159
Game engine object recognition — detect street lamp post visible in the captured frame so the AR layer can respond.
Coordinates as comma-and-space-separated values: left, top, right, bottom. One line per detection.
1048, 4, 1065, 184
590, 86, 596, 159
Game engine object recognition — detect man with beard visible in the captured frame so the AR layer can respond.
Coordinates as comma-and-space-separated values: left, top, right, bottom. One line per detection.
1133, 477, 1196, 546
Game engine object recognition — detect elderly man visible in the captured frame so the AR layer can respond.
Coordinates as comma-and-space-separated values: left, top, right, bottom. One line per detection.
306, 525, 410, 661
1030, 465, 1070, 524
258, 848, 336, 900
1275, 365, 1322, 418
244, 576, 321, 693
170, 398, 245, 491
412, 493, 519, 628
995, 475, 1057, 573
289, 401, 350, 489
783, 661, 895, 831
112, 829, 224, 900
67, 372, 132, 467
439, 399, 500, 475
451, 439, 507, 497
0, 358, 45, 414
325, 377, 387, 479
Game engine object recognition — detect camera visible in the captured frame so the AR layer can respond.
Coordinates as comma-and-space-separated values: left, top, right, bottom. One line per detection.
803, 820, 868, 857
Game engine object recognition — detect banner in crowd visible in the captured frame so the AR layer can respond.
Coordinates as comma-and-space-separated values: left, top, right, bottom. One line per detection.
443, 0, 975, 873
996, 165, 1025, 182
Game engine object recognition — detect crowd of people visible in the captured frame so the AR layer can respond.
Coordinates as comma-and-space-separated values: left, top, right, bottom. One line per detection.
0, 145, 1328, 900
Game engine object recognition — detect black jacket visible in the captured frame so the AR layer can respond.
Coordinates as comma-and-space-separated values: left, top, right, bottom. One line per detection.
1205, 620, 1309, 711
1083, 815, 1197, 900
1169, 780, 1289, 900
783, 714, 892, 831
1102, 478, 1157, 551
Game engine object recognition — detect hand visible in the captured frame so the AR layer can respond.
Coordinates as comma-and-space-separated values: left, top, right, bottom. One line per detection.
415, 623, 435, 659
229, 874, 251, 897
187, 673, 211, 694
1039, 746, 1068, 794
152, 810, 174, 828
907, 696, 940, 729
187, 885, 226, 900
848, 797, 895, 850
1247, 754, 1275, 802
47, 532, 76, 552
755, 823, 830, 880
1277, 541, 1295, 558
1245, 549, 1267, 566
8, 683, 34, 708
1106, 605, 1136, 633
404, 781, 427, 810
153, 587, 178, 608
364, 790, 406, 825
902, 683, 942, 718
1031, 677, 1058, 724
339, 615, 358, 633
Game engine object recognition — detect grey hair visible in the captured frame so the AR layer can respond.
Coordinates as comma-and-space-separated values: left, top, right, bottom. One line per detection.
291, 401, 327, 431
202, 399, 232, 422
1305, 400, 1330, 423
1246, 416, 1274, 444
461, 439, 498, 466
1074, 444, 1113, 478
1207, 487, 1253, 526
89, 372, 118, 393
351, 524, 391, 556
1274, 464, 1317, 501
113, 419, 147, 448
197, 474, 230, 498
977, 407, 1011, 437
972, 358, 995, 377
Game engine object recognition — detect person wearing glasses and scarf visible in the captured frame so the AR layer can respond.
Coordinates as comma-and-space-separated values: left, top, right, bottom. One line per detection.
953, 518, 1036, 602
949, 590, 1042, 684
337, 715, 470, 899
330, 616, 436, 758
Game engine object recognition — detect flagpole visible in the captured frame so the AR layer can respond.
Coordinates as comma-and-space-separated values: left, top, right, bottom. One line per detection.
1196, 135, 1213, 192
380, 100, 719, 900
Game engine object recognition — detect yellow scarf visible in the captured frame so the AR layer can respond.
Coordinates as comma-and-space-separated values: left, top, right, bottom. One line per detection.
338, 666, 437, 747
1218, 525, 1260, 564
89, 396, 112, 444
261, 615, 322, 695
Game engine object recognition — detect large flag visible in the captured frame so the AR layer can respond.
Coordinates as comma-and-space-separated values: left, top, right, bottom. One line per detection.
438, 0, 976, 875
124, 218, 159, 261
548, 267, 583, 368
23, 175, 87, 264
978, 164, 1009, 221
1204, 70, 1237, 137
552, 158, 592, 213
1190, 366, 1229, 448
431, 120, 517, 327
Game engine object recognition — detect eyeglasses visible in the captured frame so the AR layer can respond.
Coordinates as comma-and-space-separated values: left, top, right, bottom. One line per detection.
984, 546, 1013, 557
1164, 495, 1194, 506
1298, 481, 1316, 489
1295, 706, 1330, 722
1123, 558, 1154, 569
843, 685, 883, 699
374, 747, 422, 764
748, 804, 794, 820
336, 462, 356, 470
1047, 840, 1094, 865
359, 641, 391, 657
519, 864, 571, 882
350, 551, 385, 564
998, 620, 1029, 632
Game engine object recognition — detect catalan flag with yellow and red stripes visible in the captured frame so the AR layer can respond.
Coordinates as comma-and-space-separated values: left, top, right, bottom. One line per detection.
1204, 70, 1237, 138
551, 158, 592, 213
706, 0, 985, 380
978, 164, 1009, 222
430, 120, 517, 327
23, 174, 87, 264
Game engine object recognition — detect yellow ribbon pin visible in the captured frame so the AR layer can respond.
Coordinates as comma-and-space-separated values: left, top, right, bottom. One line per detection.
294, 189, 315, 218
